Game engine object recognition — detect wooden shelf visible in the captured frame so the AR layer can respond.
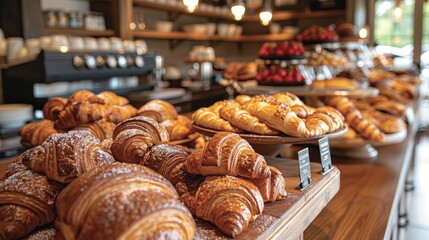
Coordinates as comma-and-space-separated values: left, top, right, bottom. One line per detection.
43, 28, 116, 37
134, 30, 295, 42
133, 1, 345, 22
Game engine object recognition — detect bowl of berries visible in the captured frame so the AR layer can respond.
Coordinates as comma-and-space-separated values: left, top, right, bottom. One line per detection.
297, 25, 339, 45
255, 61, 309, 86
258, 40, 306, 60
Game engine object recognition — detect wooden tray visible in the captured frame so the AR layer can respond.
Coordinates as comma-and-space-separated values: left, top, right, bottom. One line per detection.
192, 124, 348, 145
194, 157, 340, 239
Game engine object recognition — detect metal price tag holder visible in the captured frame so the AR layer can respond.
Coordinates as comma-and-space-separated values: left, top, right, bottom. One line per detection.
298, 148, 312, 190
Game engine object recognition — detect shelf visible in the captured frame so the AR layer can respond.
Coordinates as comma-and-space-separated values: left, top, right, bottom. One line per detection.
43, 28, 116, 37
133, 1, 345, 22
134, 30, 295, 42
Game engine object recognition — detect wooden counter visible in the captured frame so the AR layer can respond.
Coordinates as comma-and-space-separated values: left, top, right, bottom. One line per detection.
303, 108, 420, 239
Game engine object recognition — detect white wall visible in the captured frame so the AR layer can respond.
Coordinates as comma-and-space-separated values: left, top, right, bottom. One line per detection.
40, 0, 90, 11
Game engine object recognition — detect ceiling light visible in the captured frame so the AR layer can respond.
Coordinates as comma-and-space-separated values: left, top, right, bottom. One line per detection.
183, 0, 199, 13
259, 0, 272, 26
231, 1, 246, 21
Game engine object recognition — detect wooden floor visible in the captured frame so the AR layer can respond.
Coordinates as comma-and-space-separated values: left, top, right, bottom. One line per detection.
401, 99, 429, 239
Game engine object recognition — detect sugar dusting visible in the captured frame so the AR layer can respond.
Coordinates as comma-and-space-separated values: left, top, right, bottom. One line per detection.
24, 227, 56, 240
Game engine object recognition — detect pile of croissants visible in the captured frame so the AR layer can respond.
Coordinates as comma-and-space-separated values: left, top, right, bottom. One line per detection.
192, 92, 346, 138
2, 105, 287, 239
19, 90, 203, 150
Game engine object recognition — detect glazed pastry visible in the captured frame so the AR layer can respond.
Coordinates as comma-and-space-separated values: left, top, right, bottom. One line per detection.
161, 116, 192, 141
93, 91, 129, 106
55, 102, 112, 129
310, 77, 358, 90
111, 116, 169, 164
362, 110, 406, 134
235, 95, 252, 105
272, 92, 305, 106
66, 90, 103, 104
194, 175, 264, 237
250, 166, 287, 203
0, 166, 63, 240
242, 101, 310, 137
108, 104, 138, 123
219, 105, 279, 135
192, 107, 240, 132
208, 100, 240, 115
22, 130, 115, 183
183, 132, 271, 179
137, 100, 178, 122
325, 96, 384, 142
42, 97, 67, 121
290, 105, 316, 118
73, 120, 116, 141
55, 163, 195, 240
305, 106, 345, 136
19, 120, 59, 148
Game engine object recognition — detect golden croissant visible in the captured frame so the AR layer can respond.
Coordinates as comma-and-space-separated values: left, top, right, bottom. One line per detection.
194, 175, 264, 237
192, 107, 240, 132
94, 91, 129, 106
0, 162, 63, 240
208, 100, 240, 115
55, 102, 113, 129
362, 110, 406, 134
183, 132, 271, 179
19, 119, 60, 148
108, 104, 138, 123
160, 116, 192, 141
137, 100, 178, 122
67, 90, 104, 104
250, 166, 287, 202
22, 130, 115, 183
43, 97, 67, 120
73, 120, 116, 142
111, 116, 169, 163
55, 163, 195, 240
219, 105, 279, 135
272, 92, 305, 106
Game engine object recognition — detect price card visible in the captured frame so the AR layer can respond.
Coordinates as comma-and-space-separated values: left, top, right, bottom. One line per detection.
318, 136, 333, 175
298, 148, 312, 190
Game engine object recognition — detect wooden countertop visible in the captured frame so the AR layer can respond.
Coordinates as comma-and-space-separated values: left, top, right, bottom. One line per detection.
303, 107, 420, 239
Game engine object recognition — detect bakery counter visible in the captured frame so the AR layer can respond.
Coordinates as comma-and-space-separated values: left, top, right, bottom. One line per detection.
303, 101, 421, 239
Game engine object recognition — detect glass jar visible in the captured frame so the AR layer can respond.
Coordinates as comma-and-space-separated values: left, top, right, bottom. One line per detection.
44, 9, 57, 28
69, 11, 84, 29
57, 10, 69, 28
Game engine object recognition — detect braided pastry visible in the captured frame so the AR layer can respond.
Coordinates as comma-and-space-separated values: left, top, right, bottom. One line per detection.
111, 116, 169, 164
42, 97, 67, 120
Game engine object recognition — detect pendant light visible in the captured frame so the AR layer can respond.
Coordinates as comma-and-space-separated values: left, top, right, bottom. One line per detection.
259, 0, 272, 26
231, 0, 246, 21
183, 0, 199, 13
392, 0, 403, 22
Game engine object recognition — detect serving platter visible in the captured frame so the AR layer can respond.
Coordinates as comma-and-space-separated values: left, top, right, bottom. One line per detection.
192, 124, 348, 145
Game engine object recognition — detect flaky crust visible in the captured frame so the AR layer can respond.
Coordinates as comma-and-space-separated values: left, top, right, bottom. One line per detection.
137, 100, 178, 122
73, 121, 116, 142
22, 130, 115, 183
55, 163, 195, 240
111, 116, 169, 163
160, 116, 192, 141
55, 102, 113, 129
362, 110, 406, 134
192, 107, 240, 132
0, 166, 63, 240
207, 100, 240, 115
43, 97, 67, 121
67, 90, 103, 105
183, 132, 271, 179
94, 91, 129, 106
219, 105, 279, 135
19, 120, 60, 148
195, 176, 264, 237
108, 105, 138, 124
250, 166, 287, 203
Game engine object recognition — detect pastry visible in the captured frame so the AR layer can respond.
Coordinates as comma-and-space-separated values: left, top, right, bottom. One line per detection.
362, 110, 406, 134
55, 163, 195, 240
42, 97, 67, 121
192, 107, 240, 132
22, 130, 115, 183
310, 77, 358, 90
219, 105, 279, 135
0, 163, 63, 240
272, 92, 305, 106
55, 102, 112, 129
111, 116, 169, 164
208, 100, 240, 115
137, 100, 178, 122
93, 91, 129, 106
73, 120, 116, 142
250, 166, 287, 203
235, 95, 252, 105
19, 120, 59, 148
66, 90, 103, 104
183, 132, 271, 179
160, 115, 192, 141
108, 104, 138, 124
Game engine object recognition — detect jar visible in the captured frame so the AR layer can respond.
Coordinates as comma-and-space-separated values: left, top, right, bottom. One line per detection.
57, 10, 69, 28
97, 12, 106, 31
69, 11, 84, 29
44, 9, 57, 28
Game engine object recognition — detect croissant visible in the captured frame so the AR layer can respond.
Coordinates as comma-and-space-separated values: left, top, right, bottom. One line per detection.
55, 102, 113, 129
372, 100, 407, 117
0, 165, 63, 240
160, 116, 192, 141
290, 104, 316, 118
208, 100, 240, 115
325, 96, 384, 142
66, 90, 103, 104
183, 132, 271, 179
219, 105, 279, 135
362, 110, 406, 134
189, 133, 206, 149
195, 175, 264, 237
19, 120, 59, 148
250, 166, 287, 203
111, 116, 169, 164
22, 130, 115, 183
272, 92, 305, 106
43, 97, 67, 121
93, 91, 129, 106
242, 101, 310, 137
55, 163, 195, 240
192, 107, 241, 133
310, 78, 358, 90
2, 155, 26, 180
235, 95, 252, 105
108, 104, 138, 123
100, 138, 113, 155
137, 100, 177, 122
73, 120, 116, 141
